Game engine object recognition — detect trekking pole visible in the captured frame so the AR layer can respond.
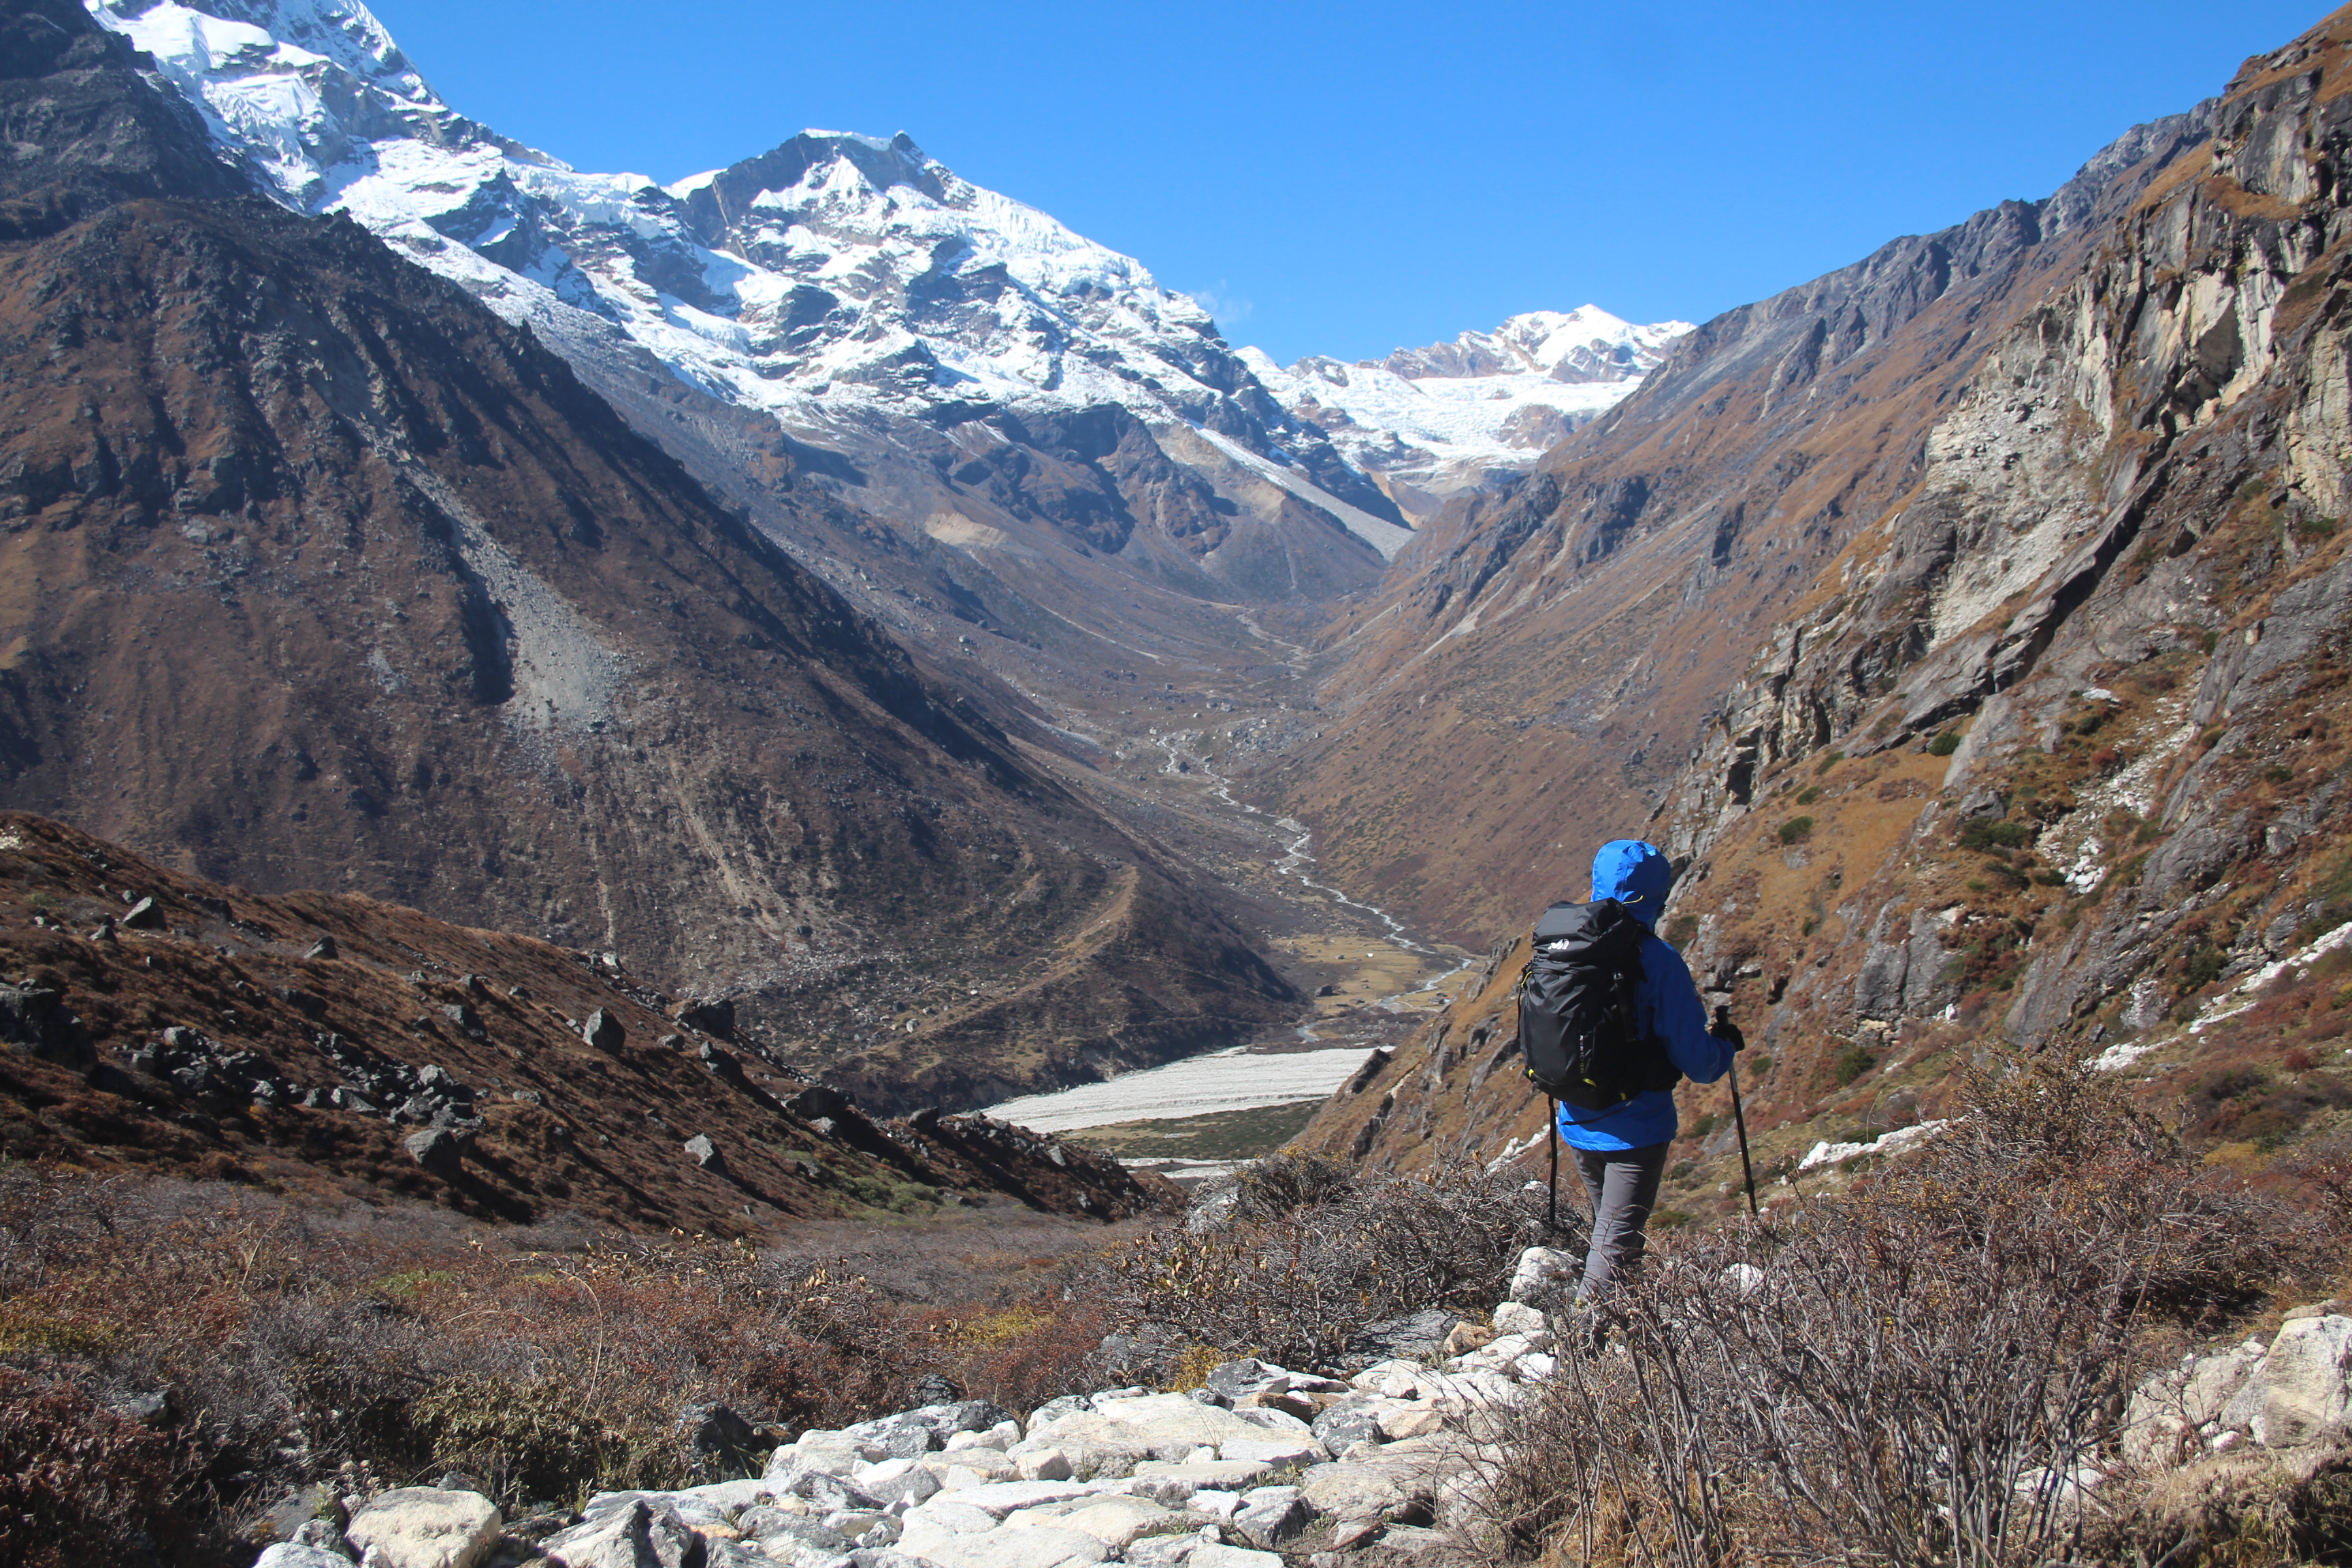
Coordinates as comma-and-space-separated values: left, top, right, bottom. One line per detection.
1716, 1005, 1759, 1217
1545, 1094, 1561, 1235
1727, 1057, 1759, 1218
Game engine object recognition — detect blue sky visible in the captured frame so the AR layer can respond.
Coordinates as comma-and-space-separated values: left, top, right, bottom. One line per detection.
378, 0, 2321, 364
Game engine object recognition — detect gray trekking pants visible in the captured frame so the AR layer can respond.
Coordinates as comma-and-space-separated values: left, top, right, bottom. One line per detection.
1571, 1141, 1671, 1303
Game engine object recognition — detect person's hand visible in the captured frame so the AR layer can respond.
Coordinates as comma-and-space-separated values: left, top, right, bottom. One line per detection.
1711, 1004, 1746, 1051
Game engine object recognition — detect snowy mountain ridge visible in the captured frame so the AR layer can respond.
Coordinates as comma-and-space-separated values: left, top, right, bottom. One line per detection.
1375, 306, 1689, 383
88, 0, 1410, 563
1241, 306, 1693, 516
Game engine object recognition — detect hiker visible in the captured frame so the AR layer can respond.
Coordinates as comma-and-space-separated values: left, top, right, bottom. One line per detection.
1529, 838, 1743, 1309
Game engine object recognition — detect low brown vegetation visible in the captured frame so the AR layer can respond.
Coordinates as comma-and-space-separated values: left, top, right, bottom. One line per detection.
1469, 1054, 2345, 1567
0, 1172, 1139, 1566
1096, 1154, 1544, 1369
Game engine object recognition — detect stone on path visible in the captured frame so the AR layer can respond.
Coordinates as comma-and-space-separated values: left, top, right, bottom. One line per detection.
858, 1456, 943, 1507
1018, 1392, 1301, 1469
342, 1488, 502, 1568
921, 1522, 1109, 1568
2262, 1314, 2352, 1448
254, 1548, 353, 1568
1508, 1245, 1578, 1307
1230, 1484, 1316, 1547
539, 1499, 702, 1568
1192, 1546, 1284, 1568
1491, 1301, 1547, 1337
1016, 1447, 1074, 1481
1127, 1458, 1275, 1505
1004, 1494, 1183, 1549
1219, 1434, 1322, 1467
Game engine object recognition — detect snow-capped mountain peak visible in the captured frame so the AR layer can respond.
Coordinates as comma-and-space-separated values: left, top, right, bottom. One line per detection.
1241, 306, 1693, 513
1377, 305, 1688, 385
91, 0, 1409, 562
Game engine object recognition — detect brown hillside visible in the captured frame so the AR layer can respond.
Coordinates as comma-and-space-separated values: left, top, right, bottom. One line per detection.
1258, 99, 2213, 951
0, 0, 1301, 1112
1313, 7, 2352, 1216
0, 812, 1166, 1234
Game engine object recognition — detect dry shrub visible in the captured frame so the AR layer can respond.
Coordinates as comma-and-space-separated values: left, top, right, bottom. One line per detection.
913, 1298, 1114, 1416
1471, 1052, 2317, 1568
0, 1169, 1132, 1523
2082, 1450, 2352, 1565
402, 1371, 672, 1506
0, 1367, 203, 1568
2283, 1126, 2352, 1244
1096, 1160, 1539, 1370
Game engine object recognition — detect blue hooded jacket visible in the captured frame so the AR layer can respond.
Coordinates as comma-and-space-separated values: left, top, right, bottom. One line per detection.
1553, 840, 1733, 1153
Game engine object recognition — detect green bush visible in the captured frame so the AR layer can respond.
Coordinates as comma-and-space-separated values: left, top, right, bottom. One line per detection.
1833, 1045, 1876, 1085
1795, 786, 1822, 806
1814, 751, 1844, 776
1959, 817, 2030, 851
1927, 731, 1961, 756
1778, 817, 1815, 845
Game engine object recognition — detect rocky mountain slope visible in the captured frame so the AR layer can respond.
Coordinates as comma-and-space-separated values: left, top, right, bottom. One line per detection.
1241, 308, 1690, 517
0, 813, 1162, 1232
86, 0, 1412, 685
1302, 7, 2352, 1209
1258, 99, 2215, 955
0, 0, 1304, 1116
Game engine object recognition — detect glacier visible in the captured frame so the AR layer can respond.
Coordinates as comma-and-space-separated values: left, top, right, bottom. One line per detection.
1242, 307, 1693, 517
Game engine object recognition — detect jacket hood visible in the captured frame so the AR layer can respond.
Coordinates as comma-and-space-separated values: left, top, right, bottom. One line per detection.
1590, 839, 1673, 926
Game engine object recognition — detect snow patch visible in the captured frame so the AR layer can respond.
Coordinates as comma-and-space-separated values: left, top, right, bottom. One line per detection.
2189, 920, 2352, 1036
1241, 307, 1689, 504
1799, 1119, 1950, 1171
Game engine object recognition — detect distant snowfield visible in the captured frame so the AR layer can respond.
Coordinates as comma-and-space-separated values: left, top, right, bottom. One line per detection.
1240, 307, 1692, 502
982, 1045, 1377, 1134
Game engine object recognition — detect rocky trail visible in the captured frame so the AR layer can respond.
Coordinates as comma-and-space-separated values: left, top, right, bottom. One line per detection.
252, 1245, 1595, 1568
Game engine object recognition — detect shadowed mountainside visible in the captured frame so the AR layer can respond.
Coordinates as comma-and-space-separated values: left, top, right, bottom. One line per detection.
0, 0, 1300, 1115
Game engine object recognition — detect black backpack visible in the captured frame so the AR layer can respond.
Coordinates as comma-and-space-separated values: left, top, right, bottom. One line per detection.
1519, 899, 1678, 1111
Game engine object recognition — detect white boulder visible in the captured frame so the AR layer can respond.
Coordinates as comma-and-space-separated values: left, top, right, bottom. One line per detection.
2261, 1313, 2352, 1448
342, 1488, 501, 1568
1490, 1301, 1548, 1337
255, 1548, 353, 1568
1508, 1245, 1579, 1307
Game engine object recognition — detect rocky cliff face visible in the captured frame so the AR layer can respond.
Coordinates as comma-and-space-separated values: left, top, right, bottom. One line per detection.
1305, 10, 2352, 1201
0, 0, 1300, 1115
1256, 107, 2210, 955
1659, 9, 2352, 1063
